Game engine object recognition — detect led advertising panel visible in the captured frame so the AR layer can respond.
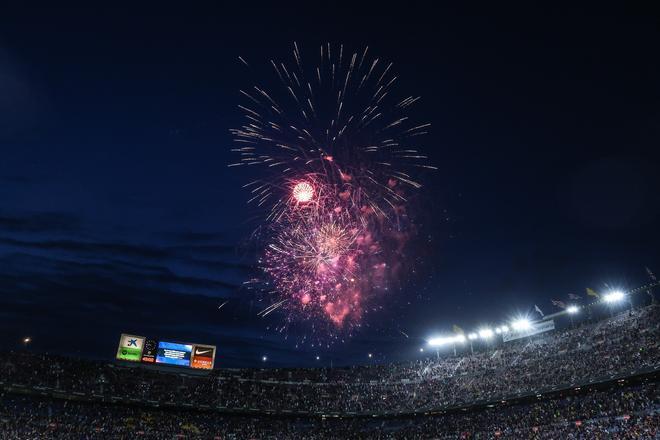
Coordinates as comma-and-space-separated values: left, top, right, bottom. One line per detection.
141, 338, 158, 363
116, 334, 216, 369
116, 334, 145, 362
191, 345, 216, 370
155, 341, 193, 367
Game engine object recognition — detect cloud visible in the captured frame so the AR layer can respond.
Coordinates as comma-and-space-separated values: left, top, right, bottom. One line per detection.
0, 210, 384, 367
0, 210, 274, 363
0, 212, 80, 234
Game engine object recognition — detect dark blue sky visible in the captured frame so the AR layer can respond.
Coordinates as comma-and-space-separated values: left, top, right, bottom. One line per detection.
1, 5, 658, 367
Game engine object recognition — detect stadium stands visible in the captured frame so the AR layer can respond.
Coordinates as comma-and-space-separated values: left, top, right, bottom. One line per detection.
0, 305, 658, 438
1, 381, 657, 438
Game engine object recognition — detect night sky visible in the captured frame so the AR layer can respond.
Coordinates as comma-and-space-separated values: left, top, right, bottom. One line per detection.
1, 5, 659, 367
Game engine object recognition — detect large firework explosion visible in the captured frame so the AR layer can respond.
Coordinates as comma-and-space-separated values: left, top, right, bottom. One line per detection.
231, 43, 433, 344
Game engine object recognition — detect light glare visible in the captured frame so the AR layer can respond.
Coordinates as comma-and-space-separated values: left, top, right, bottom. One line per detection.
428, 334, 467, 347
511, 319, 532, 331
478, 328, 494, 339
604, 290, 625, 303
567, 305, 579, 314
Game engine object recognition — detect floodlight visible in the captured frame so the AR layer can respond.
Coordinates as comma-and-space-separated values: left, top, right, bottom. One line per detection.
495, 328, 502, 334
566, 305, 579, 314
604, 290, 625, 303
500, 325, 509, 332
468, 333, 478, 340
427, 337, 445, 347
428, 334, 464, 347
478, 328, 494, 339
511, 319, 532, 331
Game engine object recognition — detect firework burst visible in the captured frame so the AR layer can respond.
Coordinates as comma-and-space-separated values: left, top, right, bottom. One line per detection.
232, 43, 433, 343
230, 42, 435, 224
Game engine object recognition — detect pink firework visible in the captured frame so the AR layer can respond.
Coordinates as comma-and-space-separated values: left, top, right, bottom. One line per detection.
232, 43, 433, 343
262, 209, 370, 333
292, 181, 314, 203
230, 43, 436, 225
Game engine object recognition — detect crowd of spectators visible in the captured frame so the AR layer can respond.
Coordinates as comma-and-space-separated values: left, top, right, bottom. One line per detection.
1, 382, 657, 439
1, 305, 658, 415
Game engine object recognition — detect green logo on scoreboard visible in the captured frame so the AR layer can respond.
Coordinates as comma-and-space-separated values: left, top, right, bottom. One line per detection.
116, 334, 145, 362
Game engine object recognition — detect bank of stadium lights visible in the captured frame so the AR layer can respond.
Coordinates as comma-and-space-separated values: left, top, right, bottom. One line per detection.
368, 353, 373, 358
435, 319, 541, 345
604, 290, 625, 304
262, 356, 268, 362
424, 289, 634, 351
495, 325, 510, 334
427, 334, 467, 347
478, 328, 494, 340
511, 318, 532, 331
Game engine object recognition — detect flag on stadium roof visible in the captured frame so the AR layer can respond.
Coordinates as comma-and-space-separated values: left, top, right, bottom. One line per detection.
586, 288, 600, 298
534, 305, 544, 317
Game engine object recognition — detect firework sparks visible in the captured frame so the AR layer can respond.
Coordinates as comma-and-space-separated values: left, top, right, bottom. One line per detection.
292, 181, 314, 203
232, 43, 432, 343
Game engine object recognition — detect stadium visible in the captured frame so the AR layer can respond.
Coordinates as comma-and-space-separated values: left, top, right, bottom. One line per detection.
2, 294, 658, 438
2, 5, 660, 440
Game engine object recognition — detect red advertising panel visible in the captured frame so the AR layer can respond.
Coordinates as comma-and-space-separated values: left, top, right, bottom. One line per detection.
191, 345, 216, 370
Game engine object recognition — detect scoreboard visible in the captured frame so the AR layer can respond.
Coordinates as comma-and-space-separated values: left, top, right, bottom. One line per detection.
116, 333, 216, 370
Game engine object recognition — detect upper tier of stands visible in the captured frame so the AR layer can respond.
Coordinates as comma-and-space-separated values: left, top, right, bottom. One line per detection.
2, 305, 658, 415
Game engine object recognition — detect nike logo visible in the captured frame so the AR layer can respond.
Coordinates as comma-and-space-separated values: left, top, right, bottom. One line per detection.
196, 349, 212, 355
